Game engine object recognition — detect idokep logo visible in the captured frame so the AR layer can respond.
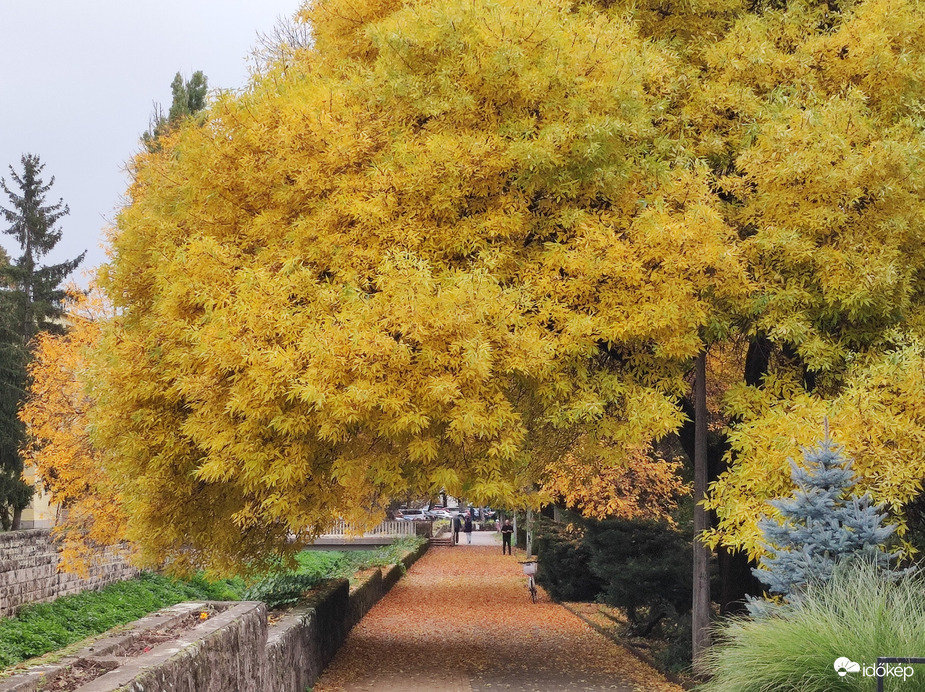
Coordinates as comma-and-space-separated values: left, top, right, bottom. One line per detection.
834, 657, 915, 681
834, 658, 860, 676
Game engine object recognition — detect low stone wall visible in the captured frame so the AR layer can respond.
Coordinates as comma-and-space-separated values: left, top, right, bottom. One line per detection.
268, 540, 428, 692
0, 530, 137, 618
265, 580, 350, 692
0, 541, 431, 692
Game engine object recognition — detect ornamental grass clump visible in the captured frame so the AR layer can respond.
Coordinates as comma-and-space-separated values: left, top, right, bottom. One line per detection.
700, 560, 925, 692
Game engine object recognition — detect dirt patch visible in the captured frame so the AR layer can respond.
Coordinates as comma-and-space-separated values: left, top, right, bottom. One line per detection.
118, 604, 228, 657
38, 658, 118, 691
36, 604, 228, 691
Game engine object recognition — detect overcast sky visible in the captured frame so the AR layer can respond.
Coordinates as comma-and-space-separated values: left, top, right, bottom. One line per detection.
0, 0, 303, 286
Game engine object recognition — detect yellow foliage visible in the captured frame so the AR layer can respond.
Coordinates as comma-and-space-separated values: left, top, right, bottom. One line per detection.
20, 287, 130, 576
93, 0, 748, 574
89, 0, 925, 573
542, 445, 689, 523
706, 341, 925, 559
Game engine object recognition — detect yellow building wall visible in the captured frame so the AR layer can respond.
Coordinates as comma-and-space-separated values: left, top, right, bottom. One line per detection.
21, 465, 57, 529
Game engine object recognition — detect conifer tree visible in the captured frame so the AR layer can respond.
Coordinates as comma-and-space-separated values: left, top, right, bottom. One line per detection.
0, 154, 84, 529
142, 71, 208, 152
752, 426, 898, 603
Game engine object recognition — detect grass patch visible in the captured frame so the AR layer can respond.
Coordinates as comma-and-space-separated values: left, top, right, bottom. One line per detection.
700, 560, 925, 691
0, 537, 425, 671
0, 571, 244, 670
245, 536, 426, 608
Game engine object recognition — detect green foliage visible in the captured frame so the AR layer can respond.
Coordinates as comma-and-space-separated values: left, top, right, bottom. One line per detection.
0, 155, 85, 340
0, 289, 28, 530
243, 538, 425, 610
702, 561, 925, 692
0, 571, 242, 669
536, 519, 602, 602
141, 71, 208, 152
585, 517, 693, 629
241, 572, 323, 609
0, 154, 83, 528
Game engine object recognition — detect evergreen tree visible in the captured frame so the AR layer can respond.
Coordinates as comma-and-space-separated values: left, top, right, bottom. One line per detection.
752, 425, 899, 603
0, 154, 84, 529
142, 71, 208, 152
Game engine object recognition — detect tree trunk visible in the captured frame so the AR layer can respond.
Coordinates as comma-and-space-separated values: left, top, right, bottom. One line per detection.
525, 508, 534, 557
11, 506, 22, 531
692, 350, 712, 675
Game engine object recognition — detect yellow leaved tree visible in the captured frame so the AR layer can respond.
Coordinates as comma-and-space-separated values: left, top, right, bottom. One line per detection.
19, 287, 128, 575
92, 0, 744, 574
83, 0, 925, 595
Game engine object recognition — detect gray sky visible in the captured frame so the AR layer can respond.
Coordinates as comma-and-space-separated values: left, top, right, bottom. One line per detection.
0, 0, 303, 286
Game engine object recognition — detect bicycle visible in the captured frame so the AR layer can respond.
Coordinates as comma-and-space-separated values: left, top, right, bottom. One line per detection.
521, 561, 538, 603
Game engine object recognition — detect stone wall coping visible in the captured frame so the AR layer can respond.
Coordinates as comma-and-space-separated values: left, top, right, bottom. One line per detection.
0, 602, 243, 692
0, 530, 51, 546
76, 602, 265, 692
0, 541, 432, 692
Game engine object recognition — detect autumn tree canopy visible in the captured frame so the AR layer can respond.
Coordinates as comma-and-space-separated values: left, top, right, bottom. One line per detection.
20, 288, 126, 574
86, 0, 925, 573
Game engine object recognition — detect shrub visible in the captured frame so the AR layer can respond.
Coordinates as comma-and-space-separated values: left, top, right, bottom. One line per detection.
585, 517, 691, 635
701, 560, 925, 692
536, 518, 602, 602
241, 573, 324, 609
244, 537, 426, 609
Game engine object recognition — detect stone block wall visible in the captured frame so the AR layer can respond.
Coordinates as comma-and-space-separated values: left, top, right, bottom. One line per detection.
115, 602, 268, 692
0, 530, 137, 617
0, 541, 430, 692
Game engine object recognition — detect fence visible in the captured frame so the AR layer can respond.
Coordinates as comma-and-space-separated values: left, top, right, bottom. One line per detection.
320, 520, 417, 538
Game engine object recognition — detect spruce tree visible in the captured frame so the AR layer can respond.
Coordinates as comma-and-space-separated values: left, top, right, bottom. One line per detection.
0, 154, 84, 529
752, 425, 898, 603
142, 71, 208, 152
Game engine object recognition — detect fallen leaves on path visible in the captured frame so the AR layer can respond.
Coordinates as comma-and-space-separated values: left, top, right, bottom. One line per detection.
315, 543, 685, 691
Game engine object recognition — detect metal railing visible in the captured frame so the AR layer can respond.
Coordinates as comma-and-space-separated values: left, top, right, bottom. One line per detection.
320, 520, 417, 538
876, 657, 924, 691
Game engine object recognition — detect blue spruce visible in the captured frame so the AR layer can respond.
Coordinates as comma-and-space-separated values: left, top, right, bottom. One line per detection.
752, 426, 898, 603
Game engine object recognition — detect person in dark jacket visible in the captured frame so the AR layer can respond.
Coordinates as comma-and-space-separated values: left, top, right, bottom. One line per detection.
464, 513, 474, 544
452, 513, 462, 544
501, 518, 513, 554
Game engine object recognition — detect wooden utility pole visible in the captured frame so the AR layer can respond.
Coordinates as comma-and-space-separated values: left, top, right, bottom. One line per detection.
692, 350, 712, 674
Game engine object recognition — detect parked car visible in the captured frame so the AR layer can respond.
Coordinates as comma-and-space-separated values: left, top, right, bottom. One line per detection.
395, 508, 429, 521
427, 508, 452, 520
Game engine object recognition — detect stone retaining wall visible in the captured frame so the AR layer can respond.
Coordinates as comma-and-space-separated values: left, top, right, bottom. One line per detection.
0, 530, 137, 618
0, 541, 430, 692
266, 541, 427, 692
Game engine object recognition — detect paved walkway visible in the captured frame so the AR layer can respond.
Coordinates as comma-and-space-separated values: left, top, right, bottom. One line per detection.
314, 532, 684, 692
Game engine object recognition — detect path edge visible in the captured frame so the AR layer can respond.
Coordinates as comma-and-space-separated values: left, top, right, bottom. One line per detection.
559, 602, 694, 690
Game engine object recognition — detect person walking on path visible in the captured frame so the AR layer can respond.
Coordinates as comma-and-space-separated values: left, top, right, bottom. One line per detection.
452, 513, 462, 545
464, 513, 473, 544
501, 518, 513, 554
313, 536, 685, 691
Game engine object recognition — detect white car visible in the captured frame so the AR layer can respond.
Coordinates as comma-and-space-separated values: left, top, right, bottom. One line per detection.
395, 508, 429, 521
